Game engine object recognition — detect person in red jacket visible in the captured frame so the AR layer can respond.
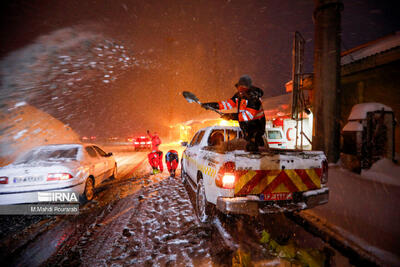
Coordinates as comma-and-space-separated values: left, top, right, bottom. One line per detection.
165, 150, 179, 178
148, 149, 163, 174
147, 130, 161, 151
202, 75, 266, 152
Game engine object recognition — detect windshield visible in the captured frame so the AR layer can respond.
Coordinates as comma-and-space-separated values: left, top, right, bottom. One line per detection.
15, 147, 79, 164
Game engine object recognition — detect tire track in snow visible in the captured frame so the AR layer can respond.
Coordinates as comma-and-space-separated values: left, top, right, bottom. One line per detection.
71, 176, 214, 266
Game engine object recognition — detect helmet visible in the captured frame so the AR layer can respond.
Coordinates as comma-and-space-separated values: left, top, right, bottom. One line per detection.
235, 75, 252, 88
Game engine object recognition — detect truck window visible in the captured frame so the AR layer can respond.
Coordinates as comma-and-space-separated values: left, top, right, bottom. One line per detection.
226, 130, 239, 141
193, 131, 205, 145
208, 130, 224, 146
189, 132, 200, 146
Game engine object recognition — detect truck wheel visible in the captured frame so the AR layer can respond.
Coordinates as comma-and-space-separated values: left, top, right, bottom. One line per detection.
196, 178, 214, 224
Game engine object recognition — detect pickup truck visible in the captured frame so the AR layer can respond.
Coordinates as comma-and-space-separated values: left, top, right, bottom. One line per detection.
181, 125, 329, 224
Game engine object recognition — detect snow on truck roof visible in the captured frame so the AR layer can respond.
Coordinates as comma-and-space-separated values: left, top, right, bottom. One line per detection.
348, 102, 392, 121
202, 125, 240, 131
342, 121, 363, 132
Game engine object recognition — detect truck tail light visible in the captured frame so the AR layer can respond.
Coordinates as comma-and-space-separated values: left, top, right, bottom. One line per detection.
216, 161, 237, 189
47, 173, 73, 181
0, 177, 8, 184
321, 160, 328, 184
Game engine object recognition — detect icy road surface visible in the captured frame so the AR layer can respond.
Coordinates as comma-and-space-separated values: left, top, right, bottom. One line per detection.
70, 176, 213, 266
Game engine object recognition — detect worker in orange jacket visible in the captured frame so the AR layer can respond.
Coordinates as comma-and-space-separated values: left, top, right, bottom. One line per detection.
202, 75, 266, 152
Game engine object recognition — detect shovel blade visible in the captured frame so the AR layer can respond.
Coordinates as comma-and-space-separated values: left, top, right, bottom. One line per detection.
183, 91, 200, 104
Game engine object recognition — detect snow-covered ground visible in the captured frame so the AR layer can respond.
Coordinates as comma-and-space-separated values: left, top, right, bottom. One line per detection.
361, 158, 400, 187
55, 175, 214, 267
310, 160, 400, 266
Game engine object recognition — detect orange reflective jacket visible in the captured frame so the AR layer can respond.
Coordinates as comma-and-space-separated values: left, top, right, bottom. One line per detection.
218, 87, 265, 122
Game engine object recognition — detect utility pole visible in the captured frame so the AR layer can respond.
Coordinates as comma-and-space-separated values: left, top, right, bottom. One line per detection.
312, 0, 343, 162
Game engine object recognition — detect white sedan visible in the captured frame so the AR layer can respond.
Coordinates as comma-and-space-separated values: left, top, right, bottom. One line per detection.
0, 143, 117, 205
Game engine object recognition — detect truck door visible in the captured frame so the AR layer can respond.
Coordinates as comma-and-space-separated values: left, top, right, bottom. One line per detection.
186, 130, 206, 182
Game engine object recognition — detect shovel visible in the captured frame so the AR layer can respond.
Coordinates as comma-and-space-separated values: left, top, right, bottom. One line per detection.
182, 91, 223, 115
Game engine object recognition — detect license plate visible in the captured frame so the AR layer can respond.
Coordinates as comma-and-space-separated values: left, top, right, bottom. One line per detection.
13, 176, 43, 183
261, 193, 293, 201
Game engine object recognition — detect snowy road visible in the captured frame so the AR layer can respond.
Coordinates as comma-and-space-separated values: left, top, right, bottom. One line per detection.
3, 145, 355, 266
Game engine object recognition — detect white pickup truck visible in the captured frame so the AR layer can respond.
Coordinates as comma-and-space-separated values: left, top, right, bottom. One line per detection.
181, 125, 329, 224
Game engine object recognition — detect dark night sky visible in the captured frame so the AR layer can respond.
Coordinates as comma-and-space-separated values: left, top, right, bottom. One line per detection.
0, 0, 399, 138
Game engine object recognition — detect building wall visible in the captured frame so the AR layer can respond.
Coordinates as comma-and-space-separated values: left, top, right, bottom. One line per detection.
340, 59, 400, 154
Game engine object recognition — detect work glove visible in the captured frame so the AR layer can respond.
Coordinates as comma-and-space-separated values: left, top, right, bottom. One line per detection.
201, 102, 219, 110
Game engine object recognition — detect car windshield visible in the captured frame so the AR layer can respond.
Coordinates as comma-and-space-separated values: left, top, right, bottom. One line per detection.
15, 147, 79, 164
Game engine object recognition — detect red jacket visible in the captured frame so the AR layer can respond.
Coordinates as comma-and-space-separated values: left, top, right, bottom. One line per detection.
148, 132, 161, 150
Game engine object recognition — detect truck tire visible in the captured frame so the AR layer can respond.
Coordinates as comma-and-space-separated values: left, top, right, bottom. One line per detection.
196, 177, 214, 224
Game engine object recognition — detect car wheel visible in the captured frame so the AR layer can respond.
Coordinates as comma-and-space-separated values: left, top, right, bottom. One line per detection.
196, 177, 214, 225
83, 177, 95, 201
111, 163, 117, 179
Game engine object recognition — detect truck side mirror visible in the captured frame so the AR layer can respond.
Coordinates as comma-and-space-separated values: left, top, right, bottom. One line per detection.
181, 141, 188, 147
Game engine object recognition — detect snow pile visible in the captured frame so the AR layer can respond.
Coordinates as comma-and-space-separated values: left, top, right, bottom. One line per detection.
342, 121, 363, 132
0, 104, 80, 166
361, 158, 400, 187
347, 102, 392, 120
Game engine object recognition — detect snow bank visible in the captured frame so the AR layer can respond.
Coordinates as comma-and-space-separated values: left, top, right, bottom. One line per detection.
0, 104, 80, 166
342, 121, 363, 132
348, 103, 392, 120
361, 158, 400, 187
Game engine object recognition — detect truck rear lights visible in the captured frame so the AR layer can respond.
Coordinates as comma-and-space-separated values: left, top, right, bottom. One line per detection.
221, 173, 236, 188
216, 161, 237, 189
321, 159, 328, 184
47, 173, 73, 181
0, 177, 8, 184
